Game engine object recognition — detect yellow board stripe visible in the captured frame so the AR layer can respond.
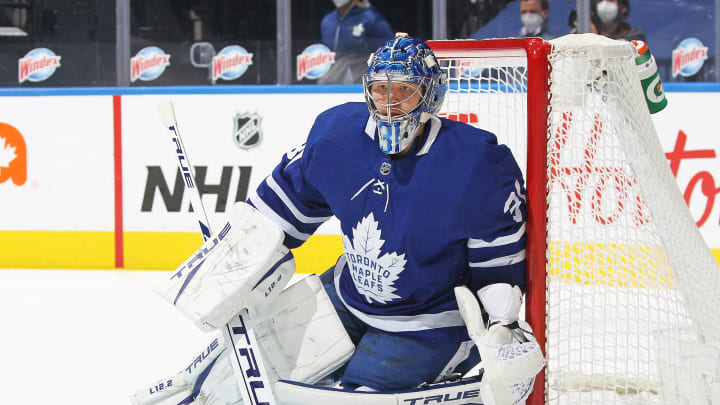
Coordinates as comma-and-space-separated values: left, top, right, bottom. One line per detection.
0, 231, 115, 269
0, 231, 344, 273
2, 232, 720, 282
123, 232, 344, 273
548, 241, 681, 288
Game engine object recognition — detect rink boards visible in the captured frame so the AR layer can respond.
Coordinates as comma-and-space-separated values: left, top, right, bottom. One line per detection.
0, 85, 719, 271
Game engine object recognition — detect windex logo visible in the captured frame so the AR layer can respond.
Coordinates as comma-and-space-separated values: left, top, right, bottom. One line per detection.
212, 45, 254, 83
18, 48, 61, 83
233, 112, 263, 149
672, 38, 708, 78
131, 46, 171, 82
296, 44, 335, 81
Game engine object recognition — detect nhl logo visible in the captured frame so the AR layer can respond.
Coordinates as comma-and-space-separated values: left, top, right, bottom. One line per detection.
233, 112, 263, 150
380, 162, 391, 175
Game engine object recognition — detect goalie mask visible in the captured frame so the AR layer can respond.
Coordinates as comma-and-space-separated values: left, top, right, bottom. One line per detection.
363, 33, 447, 155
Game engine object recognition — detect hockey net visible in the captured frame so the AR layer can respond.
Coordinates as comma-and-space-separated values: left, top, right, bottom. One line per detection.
429, 33, 720, 405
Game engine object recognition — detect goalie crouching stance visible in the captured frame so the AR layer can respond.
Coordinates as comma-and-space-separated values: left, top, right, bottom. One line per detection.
132, 33, 544, 405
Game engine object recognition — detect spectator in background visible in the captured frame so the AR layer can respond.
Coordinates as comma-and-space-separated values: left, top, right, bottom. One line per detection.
567, 8, 598, 35
594, 0, 645, 41
318, 0, 393, 84
519, 0, 553, 40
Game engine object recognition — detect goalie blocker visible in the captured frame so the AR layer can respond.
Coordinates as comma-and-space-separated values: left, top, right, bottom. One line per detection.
164, 202, 296, 330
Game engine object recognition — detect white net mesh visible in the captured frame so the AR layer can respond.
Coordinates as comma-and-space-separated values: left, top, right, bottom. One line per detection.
434, 34, 720, 405
439, 48, 529, 174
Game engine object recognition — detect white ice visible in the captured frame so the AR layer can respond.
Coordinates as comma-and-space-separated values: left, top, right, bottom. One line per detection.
0, 269, 492, 405
0, 268, 258, 405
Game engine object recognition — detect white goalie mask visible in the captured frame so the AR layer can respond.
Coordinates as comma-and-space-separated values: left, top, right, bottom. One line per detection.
363, 33, 447, 155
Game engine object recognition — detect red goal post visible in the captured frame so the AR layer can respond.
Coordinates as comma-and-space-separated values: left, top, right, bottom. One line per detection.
427, 40, 550, 335
429, 37, 550, 405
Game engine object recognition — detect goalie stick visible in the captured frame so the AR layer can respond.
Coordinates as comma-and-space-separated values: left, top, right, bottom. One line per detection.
155, 100, 277, 405
275, 375, 485, 405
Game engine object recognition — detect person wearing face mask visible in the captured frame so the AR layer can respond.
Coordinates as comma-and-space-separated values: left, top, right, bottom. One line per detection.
318, 0, 394, 84
594, 0, 646, 41
567, 8, 599, 35
519, 0, 554, 40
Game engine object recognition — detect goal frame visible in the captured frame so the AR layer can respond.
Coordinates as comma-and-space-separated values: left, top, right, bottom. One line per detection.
428, 38, 552, 405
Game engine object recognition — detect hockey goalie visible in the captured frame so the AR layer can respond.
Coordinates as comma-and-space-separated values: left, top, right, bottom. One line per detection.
131, 33, 544, 405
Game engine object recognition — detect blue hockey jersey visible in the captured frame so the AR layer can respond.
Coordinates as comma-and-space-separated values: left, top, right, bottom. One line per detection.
321, 5, 394, 56
249, 102, 527, 343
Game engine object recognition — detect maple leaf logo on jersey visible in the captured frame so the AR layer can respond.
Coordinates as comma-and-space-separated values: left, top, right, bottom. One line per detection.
342, 213, 407, 304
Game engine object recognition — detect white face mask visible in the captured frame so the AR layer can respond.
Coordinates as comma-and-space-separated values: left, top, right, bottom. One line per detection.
521, 13, 544, 34
596, 1, 619, 24
333, 0, 352, 8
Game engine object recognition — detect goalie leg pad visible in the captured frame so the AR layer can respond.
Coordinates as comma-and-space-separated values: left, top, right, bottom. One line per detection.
130, 334, 238, 405
165, 201, 295, 330
252, 274, 356, 384
132, 275, 354, 405
275, 375, 486, 405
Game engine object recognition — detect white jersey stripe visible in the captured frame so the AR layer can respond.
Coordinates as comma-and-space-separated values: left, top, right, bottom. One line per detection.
248, 193, 311, 241
333, 256, 466, 332
469, 249, 526, 268
364, 116, 376, 139
266, 175, 332, 224
467, 223, 526, 249
417, 116, 442, 156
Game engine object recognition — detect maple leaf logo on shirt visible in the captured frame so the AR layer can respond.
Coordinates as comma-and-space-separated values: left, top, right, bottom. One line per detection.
342, 213, 407, 304
352, 23, 365, 37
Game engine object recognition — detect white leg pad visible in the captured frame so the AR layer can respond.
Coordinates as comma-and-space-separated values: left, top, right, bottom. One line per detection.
131, 275, 354, 405
253, 274, 355, 384
275, 376, 486, 405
